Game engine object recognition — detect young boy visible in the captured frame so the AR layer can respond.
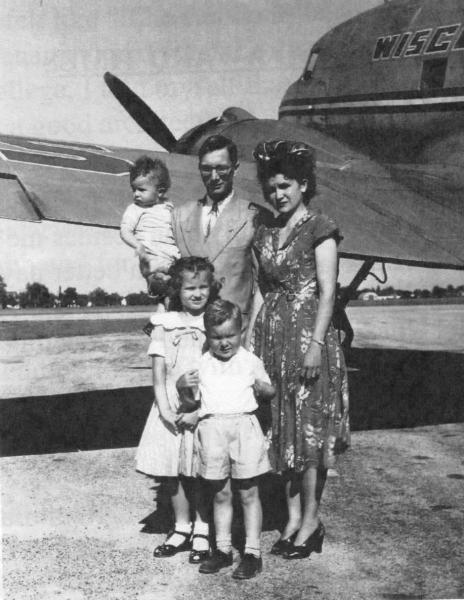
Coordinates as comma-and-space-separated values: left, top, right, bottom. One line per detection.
195, 299, 275, 580
120, 155, 180, 305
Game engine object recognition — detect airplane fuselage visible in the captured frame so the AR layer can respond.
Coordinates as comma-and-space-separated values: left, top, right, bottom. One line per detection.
279, 0, 464, 163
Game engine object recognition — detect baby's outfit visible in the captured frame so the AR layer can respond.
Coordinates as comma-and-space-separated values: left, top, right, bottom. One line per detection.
120, 201, 180, 274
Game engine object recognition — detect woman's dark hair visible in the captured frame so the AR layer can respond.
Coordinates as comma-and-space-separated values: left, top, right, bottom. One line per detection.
167, 256, 221, 311
253, 140, 316, 205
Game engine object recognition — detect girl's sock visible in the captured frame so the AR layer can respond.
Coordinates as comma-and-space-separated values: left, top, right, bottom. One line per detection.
216, 535, 232, 555
244, 537, 261, 558
192, 521, 209, 552
166, 522, 191, 547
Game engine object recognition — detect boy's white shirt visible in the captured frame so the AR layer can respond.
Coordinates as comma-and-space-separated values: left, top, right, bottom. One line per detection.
198, 346, 270, 416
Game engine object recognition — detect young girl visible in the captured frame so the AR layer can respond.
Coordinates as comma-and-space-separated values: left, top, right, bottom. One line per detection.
136, 256, 221, 563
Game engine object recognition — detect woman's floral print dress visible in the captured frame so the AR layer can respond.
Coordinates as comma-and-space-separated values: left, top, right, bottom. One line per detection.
253, 211, 350, 472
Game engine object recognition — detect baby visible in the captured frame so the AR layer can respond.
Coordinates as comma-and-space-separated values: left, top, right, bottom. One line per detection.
120, 155, 180, 305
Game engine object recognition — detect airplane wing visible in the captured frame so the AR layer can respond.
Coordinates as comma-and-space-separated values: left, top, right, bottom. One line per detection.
0, 134, 205, 227
1, 132, 463, 270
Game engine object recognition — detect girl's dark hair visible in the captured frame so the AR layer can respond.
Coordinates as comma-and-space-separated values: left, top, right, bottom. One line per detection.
167, 257, 221, 311
254, 140, 316, 205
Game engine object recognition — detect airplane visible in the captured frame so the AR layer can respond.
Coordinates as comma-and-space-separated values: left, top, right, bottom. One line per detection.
1, 0, 463, 306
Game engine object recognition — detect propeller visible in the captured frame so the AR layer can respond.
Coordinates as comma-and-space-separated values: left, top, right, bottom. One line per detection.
104, 72, 177, 152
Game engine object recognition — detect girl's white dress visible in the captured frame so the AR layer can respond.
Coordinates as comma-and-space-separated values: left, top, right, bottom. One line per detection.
136, 311, 206, 477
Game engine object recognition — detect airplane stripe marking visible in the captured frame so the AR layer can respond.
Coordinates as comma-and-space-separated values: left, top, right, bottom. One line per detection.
280, 86, 464, 106
0, 137, 132, 175
280, 96, 464, 112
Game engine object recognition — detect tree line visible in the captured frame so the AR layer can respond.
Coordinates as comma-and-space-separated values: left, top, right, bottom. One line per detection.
0, 276, 151, 308
1, 276, 463, 309
357, 284, 464, 300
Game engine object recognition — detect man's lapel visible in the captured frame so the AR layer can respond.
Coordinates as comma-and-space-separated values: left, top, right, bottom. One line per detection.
178, 201, 207, 257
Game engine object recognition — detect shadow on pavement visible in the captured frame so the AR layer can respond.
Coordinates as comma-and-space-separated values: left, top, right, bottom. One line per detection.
1, 348, 463, 457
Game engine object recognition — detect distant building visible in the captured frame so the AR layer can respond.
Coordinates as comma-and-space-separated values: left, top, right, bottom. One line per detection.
379, 293, 401, 300
359, 291, 380, 301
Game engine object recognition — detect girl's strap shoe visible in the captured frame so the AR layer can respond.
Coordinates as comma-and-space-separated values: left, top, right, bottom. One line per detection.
189, 533, 210, 564
153, 530, 191, 558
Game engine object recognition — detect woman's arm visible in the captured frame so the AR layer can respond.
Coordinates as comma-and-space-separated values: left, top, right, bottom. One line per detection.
152, 355, 178, 433
244, 288, 263, 349
302, 237, 338, 381
243, 247, 264, 349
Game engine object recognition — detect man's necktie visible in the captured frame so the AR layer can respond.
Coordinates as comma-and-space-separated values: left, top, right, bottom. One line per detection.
205, 202, 219, 239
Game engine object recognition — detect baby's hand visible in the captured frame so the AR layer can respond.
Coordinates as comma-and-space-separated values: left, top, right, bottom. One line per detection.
137, 246, 149, 260
253, 379, 276, 401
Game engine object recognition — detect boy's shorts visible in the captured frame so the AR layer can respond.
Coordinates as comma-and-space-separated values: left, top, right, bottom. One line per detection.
195, 413, 270, 480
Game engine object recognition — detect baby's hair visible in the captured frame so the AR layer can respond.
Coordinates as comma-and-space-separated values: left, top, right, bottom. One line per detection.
204, 299, 242, 334
129, 155, 171, 191
167, 257, 221, 312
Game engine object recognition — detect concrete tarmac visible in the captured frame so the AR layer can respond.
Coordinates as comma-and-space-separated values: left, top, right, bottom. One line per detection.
2, 305, 463, 598
2, 424, 464, 600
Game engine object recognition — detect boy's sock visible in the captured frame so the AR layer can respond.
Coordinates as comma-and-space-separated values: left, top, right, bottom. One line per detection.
216, 535, 232, 555
167, 522, 191, 547
244, 537, 261, 558
192, 521, 209, 551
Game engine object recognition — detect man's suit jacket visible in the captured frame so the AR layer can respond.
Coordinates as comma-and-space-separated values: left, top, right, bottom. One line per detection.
172, 195, 259, 326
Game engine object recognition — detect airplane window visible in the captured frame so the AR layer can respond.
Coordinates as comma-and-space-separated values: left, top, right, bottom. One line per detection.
420, 58, 447, 90
302, 50, 319, 81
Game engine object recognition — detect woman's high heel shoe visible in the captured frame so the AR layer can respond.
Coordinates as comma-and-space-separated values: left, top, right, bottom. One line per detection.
283, 521, 325, 560
270, 531, 297, 555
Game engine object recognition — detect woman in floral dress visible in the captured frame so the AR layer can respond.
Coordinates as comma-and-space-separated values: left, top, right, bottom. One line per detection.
250, 140, 350, 560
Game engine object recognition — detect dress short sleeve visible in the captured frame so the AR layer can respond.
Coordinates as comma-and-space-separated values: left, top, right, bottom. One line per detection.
147, 324, 166, 357
312, 212, 342, 247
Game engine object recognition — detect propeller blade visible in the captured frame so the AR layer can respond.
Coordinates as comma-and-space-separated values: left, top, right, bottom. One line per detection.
104, 72, 177, 152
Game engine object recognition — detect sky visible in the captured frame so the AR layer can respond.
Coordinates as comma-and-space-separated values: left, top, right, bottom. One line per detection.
0, 0, 462, 295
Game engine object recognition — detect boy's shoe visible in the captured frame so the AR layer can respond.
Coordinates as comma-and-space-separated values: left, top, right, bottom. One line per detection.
232, 554, 262, 579
199, 549, 233, 574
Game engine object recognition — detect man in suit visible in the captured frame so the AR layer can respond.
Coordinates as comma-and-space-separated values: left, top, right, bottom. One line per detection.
172, 134, 261, 331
